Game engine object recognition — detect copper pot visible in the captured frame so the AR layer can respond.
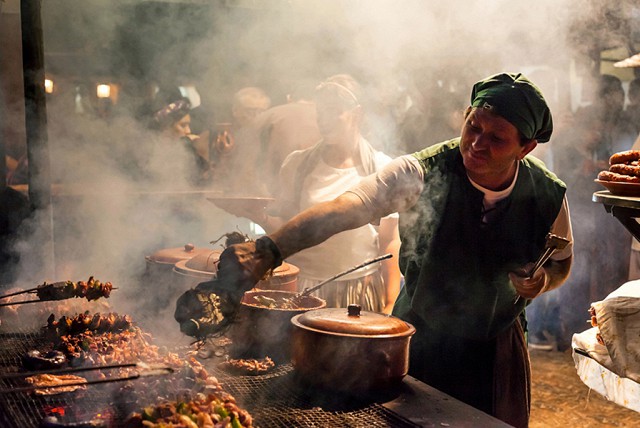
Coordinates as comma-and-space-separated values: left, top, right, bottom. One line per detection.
173, 253, 299, 292
143, 244, 212, 311
290, 305, 416, 393
257, 262, 299, 291
228, 290, 326, 363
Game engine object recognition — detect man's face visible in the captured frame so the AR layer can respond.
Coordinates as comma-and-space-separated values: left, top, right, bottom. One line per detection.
604, 89, 624, 114
314, 92, 360, 141
235, 106, 265, 126
459, 107, 537, 190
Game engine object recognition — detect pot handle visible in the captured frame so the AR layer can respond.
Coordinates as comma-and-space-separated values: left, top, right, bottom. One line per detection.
347, 304, 361, 317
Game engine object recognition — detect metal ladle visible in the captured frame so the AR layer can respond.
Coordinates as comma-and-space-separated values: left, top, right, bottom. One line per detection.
294, 253, 393, 300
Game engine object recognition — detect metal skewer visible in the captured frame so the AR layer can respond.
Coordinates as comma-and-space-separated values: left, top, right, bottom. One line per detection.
0, 299, 47, 308
0, 362, 164, 379
0, 365, 174, 394
0, 285, 57, 300
0, 292, 118, 307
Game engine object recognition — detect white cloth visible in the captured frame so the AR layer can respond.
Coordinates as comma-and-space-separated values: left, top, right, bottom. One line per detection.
571, 280, 640, 412
572, 328, 640, 413
581, 281, 640, 383
280, 149, 396, 281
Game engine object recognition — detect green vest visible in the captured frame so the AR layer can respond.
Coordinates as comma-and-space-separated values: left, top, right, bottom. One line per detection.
392, 139, 566, 340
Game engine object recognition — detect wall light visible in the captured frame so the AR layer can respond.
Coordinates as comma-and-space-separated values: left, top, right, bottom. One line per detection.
96, 84, 111, 99
44, 79, 54, 94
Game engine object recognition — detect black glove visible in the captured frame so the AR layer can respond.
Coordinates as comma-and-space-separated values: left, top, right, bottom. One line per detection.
174, 236, 283, 337
174, 279, 242, 337
216, 236, 283, 291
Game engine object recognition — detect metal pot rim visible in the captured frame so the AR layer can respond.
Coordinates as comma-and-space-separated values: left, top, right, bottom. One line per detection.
241, 290, 326, 312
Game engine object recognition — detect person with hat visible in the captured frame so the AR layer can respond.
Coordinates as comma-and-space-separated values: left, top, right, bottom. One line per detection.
213, 72, 573, 427
143, 91, 211, 187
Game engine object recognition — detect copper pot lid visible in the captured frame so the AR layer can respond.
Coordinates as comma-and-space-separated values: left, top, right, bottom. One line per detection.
293, 305, 415, 337
183, 250, 223, 273
146, 243, 211, 265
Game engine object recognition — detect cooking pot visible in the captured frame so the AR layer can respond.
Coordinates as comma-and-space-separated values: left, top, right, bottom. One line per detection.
173, 253, 299, 292
228, 290, 326, 363
290, 304, 415, 394
143, 243, 211, 312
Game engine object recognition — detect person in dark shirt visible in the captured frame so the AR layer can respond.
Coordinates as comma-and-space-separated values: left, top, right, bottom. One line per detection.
215, 72, 573, 428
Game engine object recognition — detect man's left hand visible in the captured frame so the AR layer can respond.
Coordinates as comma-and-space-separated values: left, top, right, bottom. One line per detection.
509, 264, 549, 300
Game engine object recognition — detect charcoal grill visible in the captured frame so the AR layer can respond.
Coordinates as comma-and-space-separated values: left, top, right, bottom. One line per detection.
0, 326, 420, 428
211, 364, 418, 427
1, 322, 512, 427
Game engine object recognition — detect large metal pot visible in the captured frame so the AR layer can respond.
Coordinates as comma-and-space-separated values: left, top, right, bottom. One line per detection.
142, 243, 212, 312
173, 254, 299, 292
172, 249, 222, 288
290, 304, 416, 393
228, 290, 326, 363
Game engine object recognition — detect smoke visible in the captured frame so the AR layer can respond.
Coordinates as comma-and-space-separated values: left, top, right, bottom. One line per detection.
3, 0, 634, 345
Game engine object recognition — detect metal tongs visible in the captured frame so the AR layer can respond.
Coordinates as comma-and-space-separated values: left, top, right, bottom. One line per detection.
0, 362, 174, 394
513, 233, 570, 304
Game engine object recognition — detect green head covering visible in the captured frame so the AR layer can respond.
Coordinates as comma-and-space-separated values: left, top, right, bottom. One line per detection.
471, 72, 553, 143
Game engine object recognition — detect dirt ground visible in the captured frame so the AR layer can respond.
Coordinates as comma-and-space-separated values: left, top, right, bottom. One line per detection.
529, 349, 639, 427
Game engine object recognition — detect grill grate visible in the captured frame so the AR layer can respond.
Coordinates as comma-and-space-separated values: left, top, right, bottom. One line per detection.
0, 331, 132, 427
209, 364, 419, 427
1, 330, 420, 428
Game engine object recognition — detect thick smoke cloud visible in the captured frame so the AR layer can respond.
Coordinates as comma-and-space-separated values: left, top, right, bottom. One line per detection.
3, 0, 634, 343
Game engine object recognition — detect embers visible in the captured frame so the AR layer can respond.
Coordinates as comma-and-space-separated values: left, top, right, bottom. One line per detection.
42, 405, 66, 417
40, 404, 114, 427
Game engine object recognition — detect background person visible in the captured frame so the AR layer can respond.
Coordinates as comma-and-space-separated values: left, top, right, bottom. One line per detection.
214, 87, 271, 193
250, 79, 322, 197
145, 92, 211, 187
623, 77, 640, 136
216, 74, 401, 314
215, 72, 573, 428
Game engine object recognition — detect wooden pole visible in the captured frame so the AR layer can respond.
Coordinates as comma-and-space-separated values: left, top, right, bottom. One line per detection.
20, 0, 54, 278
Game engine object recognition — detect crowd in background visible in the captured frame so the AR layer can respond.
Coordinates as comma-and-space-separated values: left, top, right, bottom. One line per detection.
4, 70, 640, 344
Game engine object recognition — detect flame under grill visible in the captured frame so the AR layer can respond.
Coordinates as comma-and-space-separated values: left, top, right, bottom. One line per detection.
1, 330, 419, 427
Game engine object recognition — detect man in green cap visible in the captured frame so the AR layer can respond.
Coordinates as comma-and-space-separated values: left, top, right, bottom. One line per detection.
215, 72, 573, 427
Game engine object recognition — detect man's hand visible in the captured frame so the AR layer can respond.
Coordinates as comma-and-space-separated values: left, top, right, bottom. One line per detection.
216, 237, 281, 292
215, 131, 234, 154
509, 264, 549, 300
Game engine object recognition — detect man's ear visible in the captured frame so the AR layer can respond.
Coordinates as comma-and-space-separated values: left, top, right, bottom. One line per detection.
352, 104, 364, 122
518, 140, 538, 159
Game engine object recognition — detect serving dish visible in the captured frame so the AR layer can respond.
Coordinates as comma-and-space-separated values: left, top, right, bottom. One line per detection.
595, 179, 640, 197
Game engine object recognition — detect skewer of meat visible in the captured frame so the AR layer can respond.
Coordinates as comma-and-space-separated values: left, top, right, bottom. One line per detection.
0, 277, 114, 306
45, 312, 134, 338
